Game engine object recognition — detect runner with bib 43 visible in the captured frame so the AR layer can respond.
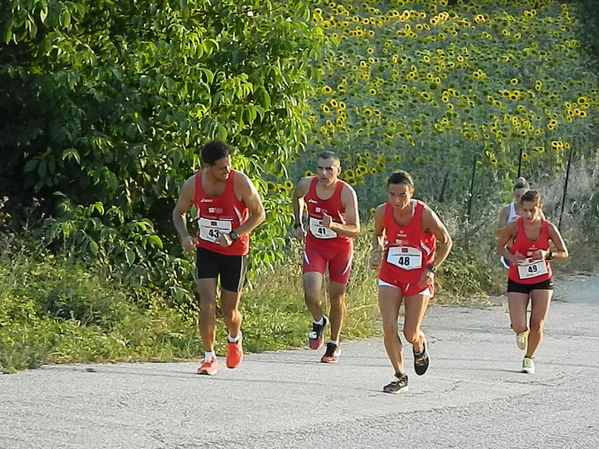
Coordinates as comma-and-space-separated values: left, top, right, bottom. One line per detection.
497, 190, 568, 374
173, 141, 265, 376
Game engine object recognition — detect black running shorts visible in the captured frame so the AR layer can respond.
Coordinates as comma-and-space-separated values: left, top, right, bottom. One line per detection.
196, 247, 247, 292
507, 278, 553, 294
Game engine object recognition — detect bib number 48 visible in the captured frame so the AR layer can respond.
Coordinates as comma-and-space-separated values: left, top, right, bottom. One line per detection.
396, 256, 411, 267
386, 246, 422, 271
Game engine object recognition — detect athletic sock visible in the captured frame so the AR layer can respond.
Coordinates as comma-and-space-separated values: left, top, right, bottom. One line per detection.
227, 332, 242, 343
328, 340, 339, 347
313, 317, 324, 326
204, 351, 216, 362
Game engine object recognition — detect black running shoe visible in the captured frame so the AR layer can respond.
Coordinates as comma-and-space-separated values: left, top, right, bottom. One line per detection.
383, 373, 409, 394
320, 342, 340, 363
308, 316, 328, 350
413, 338, 430, 376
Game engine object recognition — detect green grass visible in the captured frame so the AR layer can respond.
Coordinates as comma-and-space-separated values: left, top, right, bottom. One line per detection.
1, 222, 496, 373
3, 198, 594, 373
0, 248, 203, 373
0, 240, 377, 373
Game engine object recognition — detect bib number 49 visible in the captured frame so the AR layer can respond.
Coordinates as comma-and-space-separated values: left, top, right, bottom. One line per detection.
517, 258, 548, 280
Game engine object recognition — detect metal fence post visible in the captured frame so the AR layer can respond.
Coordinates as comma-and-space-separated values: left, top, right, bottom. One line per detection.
558, 145, 574, 231
466, 156, 476, 221
517, 146, 523, 178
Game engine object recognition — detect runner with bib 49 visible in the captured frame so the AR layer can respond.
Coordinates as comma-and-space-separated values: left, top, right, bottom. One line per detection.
497, 190, 568, 374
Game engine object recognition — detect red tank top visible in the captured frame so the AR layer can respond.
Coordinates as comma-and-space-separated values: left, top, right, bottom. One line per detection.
193, 170, 249, 256
508, 218, 552, 284
305, 177, 352, 248
379, 201, 436, 284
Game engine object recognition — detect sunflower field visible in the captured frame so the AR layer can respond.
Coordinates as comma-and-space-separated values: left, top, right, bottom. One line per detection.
292, 0, 598, 215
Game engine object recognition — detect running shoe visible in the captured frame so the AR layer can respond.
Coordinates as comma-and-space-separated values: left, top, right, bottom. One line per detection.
516, 330, 529, 350
308, 316, 329, 350
320, 342, 341, 363
383, 373, 409, 394
413, 338, 430, 376
226, 338, 243, 369
197, 358, 218, 375
521, 357, 535, 374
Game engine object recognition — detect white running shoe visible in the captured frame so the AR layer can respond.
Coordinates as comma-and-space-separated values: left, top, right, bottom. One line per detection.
516, 330, 529, 350
521, 357, 535, 374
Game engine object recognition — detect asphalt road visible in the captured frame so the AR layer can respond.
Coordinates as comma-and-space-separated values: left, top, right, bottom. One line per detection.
1, 273, 598, 449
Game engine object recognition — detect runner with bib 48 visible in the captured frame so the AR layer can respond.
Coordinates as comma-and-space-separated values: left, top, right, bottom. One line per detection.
370, 171, 452, 394
497, 190, 568, 374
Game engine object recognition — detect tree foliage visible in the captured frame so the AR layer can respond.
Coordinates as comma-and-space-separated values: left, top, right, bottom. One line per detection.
0, 0, 325, 297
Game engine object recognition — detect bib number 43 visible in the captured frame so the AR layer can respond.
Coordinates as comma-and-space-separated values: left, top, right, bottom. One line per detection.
207, 228, 220, 240
198, 217, 232, 243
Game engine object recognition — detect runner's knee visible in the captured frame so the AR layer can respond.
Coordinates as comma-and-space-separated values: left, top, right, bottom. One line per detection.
402, 329, 419, 344
199, 302, 216, 318
329, 292, 346, 307
382, 322, 399, 336
511, 322, 528, 334
529, 319, 545, 333
221, 308, 239, 323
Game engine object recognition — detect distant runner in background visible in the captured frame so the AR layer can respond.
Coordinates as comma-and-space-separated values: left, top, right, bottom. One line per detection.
292, 151, 360, 364
497, 190, 568, 374
370, 171, 452, 394
496, 177, 545, 268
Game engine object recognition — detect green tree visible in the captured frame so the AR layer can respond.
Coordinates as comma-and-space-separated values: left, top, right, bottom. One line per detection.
0, 0, 325, 295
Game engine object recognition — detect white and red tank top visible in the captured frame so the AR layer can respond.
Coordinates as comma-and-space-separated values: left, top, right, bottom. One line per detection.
305, 177, 352, 248
193, 170, 249, 256
508, 218, 552, 284
379, 201, 436, 284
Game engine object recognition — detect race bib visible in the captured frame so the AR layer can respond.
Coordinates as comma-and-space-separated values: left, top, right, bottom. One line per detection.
386, 246, 422, 270
309, 217, 338, 239
517, 258, 548, 280
198, 217, 232, 243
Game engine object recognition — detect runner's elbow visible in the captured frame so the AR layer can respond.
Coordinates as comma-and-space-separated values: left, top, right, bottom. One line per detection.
256, 209, 266, 224
172, 207, 184, 221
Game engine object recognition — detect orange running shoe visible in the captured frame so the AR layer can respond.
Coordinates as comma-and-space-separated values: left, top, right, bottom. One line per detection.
226, 338, 243, 369
197, 358, 218, 375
